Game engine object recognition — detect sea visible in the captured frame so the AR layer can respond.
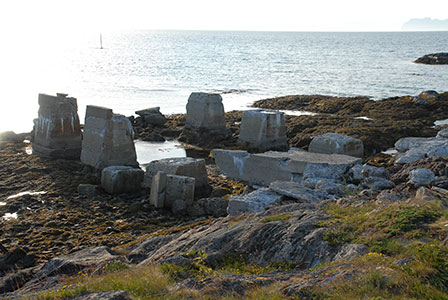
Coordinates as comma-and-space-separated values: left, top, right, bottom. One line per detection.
1, 30, 447, 134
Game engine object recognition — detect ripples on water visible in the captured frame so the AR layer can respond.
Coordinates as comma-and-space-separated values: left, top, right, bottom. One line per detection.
1, 30, 447, 132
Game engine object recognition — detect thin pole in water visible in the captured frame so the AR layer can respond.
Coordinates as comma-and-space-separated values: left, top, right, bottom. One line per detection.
100, 34, 103, 49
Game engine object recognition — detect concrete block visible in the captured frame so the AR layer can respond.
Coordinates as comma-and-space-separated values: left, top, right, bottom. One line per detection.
238, 110, 288, 152
309, 133, 364, 158
144, 157, 209, 196
212, 149, 361, 186
101, 166, 144, 194
32, 93, 82, 159
81, 105, 138, 170
185, 92, 227, 131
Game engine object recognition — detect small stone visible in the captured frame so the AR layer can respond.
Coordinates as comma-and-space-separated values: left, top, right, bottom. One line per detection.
436, 128, 448, 138
362, 177, 395, 191
269, 181, 321, 203
77, 184, 98, 197
227, 188, 283, 216
376, 190, 400, 202
408, 168, 435, 187
414, 186, 437, 203
333, 244, 369, 261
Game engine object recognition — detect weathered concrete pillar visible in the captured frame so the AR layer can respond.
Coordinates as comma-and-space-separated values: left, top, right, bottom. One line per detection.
185, 93, 227, 131
81, 105, 138, 170
238, 110, 288, 152
32, 93, 82, 159
179, 92, 231, 147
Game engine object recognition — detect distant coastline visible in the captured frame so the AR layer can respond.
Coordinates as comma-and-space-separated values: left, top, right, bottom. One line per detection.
402, 18, 448, 31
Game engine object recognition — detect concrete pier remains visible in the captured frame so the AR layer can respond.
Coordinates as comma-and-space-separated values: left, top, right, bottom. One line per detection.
32, 93, 82, 159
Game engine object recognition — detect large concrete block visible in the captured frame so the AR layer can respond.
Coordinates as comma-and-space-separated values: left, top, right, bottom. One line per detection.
308, 133, 364, 158
144, 157, 210, 196
238, 110, 288, 152
81, 105, 138, 170
32, 93, 82, 159
212, 148, 361, 186
101, 166, 144, 194
185, 92, 227, 131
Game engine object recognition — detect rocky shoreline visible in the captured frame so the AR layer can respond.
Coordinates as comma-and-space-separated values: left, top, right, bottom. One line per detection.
414, 52, 448, 65
2, 91, 448, 299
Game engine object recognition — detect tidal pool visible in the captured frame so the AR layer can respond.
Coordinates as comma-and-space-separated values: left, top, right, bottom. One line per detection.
135, 140, 186, 165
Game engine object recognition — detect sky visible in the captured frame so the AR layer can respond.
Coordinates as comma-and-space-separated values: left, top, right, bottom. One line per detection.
0, 0, 447, 35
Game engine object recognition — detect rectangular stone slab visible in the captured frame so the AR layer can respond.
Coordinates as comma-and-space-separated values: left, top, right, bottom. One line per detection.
212, 149, 361, 186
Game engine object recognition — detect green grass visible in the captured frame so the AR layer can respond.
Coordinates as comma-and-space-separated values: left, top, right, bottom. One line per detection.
32, 200, 448, 300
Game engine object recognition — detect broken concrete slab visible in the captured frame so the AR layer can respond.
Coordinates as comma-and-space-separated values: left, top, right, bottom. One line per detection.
212, 149, 361, 186
165, 174, 195, 214
269, 181, 321, 203
227, 188, 283, 216
101, 166, 144, 194
308, 133, 364, 158
81, 105, 138, 170
32, 93, 82, 159
144, 157, 210, 197
238, 109, 288, 152
149, 171, 167, 208
148, 171, 195, 214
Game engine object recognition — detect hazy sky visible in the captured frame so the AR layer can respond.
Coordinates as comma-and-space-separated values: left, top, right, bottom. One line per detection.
1, 0, 447, 34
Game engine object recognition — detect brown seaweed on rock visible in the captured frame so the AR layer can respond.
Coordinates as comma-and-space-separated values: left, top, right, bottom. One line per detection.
254, 93, 448, 155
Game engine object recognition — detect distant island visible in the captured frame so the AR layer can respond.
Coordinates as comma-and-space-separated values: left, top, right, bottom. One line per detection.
402, 18, 448, 31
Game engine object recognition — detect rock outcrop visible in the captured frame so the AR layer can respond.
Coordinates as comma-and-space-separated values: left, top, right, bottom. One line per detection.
414, 53, 448, 65
135, 204, 332, 268
32, 93, 82, 159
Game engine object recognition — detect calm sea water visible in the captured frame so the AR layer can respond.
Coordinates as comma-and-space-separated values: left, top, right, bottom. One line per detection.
1, 30, 447, 133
